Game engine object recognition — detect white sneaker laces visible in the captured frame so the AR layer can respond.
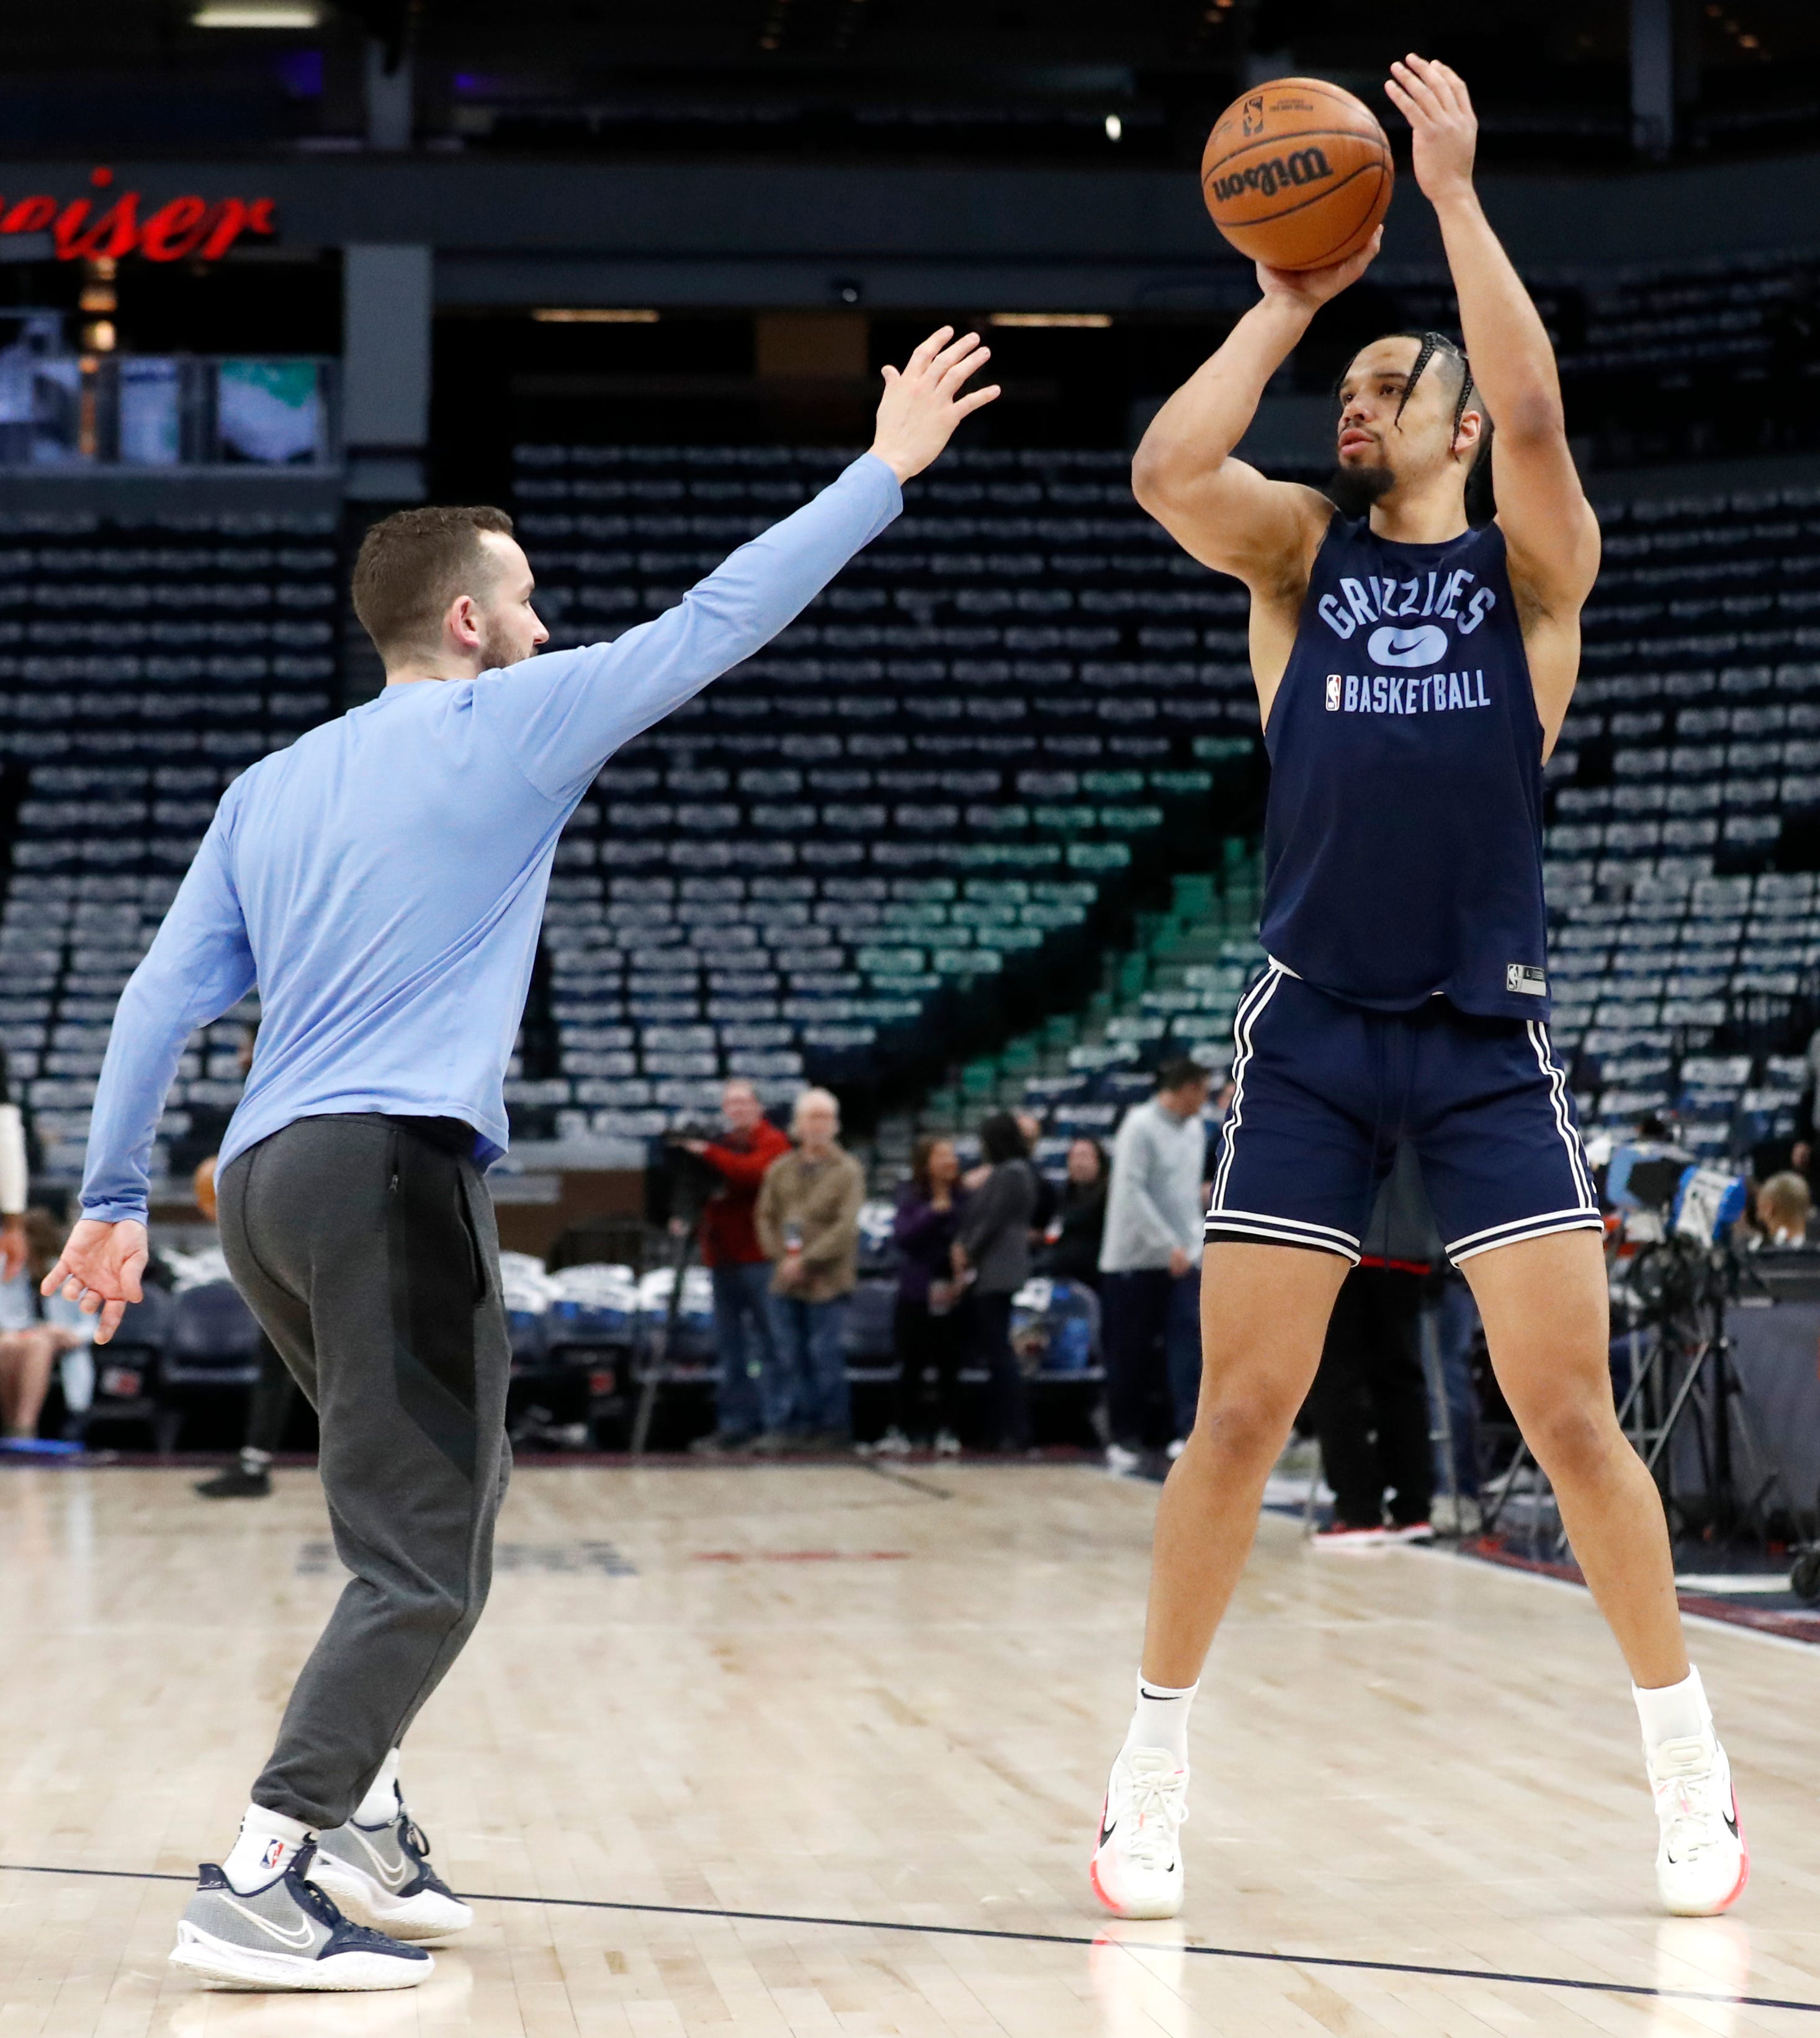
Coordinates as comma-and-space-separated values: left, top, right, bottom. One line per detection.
1652, 1736, 1726, 1860
1120, 1762, 1189, 1873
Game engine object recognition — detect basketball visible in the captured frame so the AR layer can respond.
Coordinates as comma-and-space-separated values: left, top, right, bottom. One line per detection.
1200, 76, 1393, 271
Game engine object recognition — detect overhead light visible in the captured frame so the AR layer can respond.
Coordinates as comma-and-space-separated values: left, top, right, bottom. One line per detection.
531, 308, 660, 324
1105, 114, 1123, 141
192, 1, 325, 24
987, 313, 1113, 329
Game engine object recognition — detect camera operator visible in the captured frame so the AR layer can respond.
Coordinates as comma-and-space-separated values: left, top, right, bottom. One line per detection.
677, 1078, 792, 1455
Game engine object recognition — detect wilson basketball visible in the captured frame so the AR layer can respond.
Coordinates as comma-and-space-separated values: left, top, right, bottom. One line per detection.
1201, 77, 1393, 272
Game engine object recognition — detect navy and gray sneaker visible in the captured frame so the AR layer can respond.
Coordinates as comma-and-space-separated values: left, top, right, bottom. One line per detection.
169, 1841, 433, 1990
308, 1803, 474, 1941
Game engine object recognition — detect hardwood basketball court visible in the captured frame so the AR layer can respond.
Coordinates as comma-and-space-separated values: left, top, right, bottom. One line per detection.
2, 1460, 1816, 2034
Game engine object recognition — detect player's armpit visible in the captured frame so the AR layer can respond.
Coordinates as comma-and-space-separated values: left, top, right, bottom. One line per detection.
1132, 454, 1330, 595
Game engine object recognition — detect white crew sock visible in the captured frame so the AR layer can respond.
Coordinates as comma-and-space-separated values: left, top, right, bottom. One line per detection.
222, 1804, 314, 1893
1633, 1666, 1711, 1751
353, 1747, 402, 1828
1123, 1676, 1198, 1765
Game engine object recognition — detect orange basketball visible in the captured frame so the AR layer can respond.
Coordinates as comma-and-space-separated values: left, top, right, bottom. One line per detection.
1201, 77, 1392, 272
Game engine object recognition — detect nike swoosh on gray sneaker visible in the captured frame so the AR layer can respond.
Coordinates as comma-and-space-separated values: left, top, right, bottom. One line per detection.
218, 1895, 318, 1949
351, 1829, 413, 1890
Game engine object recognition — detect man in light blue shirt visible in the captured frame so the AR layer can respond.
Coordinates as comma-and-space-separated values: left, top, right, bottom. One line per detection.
43, 326, 998, 1994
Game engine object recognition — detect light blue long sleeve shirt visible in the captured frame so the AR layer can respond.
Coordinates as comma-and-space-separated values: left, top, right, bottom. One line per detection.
79, 452, 903, 1224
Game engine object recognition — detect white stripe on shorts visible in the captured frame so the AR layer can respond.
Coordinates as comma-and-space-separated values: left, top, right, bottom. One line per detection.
1209, 961, 1287, 1214
1446, 1210, 1605, 1265
1204, 1210, 1362, 1264
1525, 1019, 1598, 1210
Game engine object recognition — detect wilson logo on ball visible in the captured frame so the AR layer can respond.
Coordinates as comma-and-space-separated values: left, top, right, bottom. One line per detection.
1209, 147, 1334, 204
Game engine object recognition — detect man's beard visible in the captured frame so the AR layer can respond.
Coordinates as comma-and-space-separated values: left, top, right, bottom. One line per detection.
1326, 460, 1396, 520
477, 620, 532, 671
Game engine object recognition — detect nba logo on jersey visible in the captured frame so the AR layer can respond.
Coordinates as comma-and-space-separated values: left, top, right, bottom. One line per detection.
1324, 675, 1342, 711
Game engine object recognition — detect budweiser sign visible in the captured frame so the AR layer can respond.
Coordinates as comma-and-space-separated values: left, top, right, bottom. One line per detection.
0, 166, 276, 263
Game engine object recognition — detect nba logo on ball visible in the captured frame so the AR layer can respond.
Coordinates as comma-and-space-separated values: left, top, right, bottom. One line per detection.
1325, 675, 1342, 711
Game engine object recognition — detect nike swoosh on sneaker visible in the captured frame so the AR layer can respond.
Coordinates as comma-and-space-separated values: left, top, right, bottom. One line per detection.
1723, 1806, 1740, 1838
352, 1829, 413, 1890
221, 1895, 317, 1950
1097, 1817, 1116, 1849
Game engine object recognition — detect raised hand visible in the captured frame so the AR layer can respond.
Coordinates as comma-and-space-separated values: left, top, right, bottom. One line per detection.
869, 326, 1001, 484
1386, 55, 1477, 204
1255, 227, 1383, 315
40, 1215, 148, 1347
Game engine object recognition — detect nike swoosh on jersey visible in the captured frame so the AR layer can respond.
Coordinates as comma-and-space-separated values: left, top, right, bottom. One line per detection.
1365, 622, 1450, 668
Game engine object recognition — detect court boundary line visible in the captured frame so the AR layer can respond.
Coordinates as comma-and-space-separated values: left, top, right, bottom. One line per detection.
2, 1862, 1815, 2014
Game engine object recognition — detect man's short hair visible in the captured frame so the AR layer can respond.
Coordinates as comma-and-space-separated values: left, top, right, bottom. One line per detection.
792, 1085, 840, 1128
352, 504, 515, 662
1156, 1055, 1210, 1094
1759, 1169, 1812, 1228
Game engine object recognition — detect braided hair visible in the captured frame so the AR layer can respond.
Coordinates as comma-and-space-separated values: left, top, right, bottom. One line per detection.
1335, 328, 1494, 519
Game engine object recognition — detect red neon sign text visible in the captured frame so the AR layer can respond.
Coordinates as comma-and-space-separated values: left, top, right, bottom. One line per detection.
0, 170, 277, 263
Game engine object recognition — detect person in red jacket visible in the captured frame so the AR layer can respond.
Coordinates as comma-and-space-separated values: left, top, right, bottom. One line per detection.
683, 1078, 793, 1453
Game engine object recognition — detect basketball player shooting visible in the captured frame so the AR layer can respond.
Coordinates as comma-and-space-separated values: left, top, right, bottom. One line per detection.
1090, 57, 1746, 1924
42, 328, 997, 1993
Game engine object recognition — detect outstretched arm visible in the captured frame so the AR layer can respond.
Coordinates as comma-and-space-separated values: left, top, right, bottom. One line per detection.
1387, 57, 1599, 634
1131, 238, 1379, 593
482, 327, 999, 804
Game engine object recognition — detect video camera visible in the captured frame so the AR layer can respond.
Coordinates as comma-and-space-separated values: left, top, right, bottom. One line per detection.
644, 1123, 725, 1229
1606, 1142, 1748, 1246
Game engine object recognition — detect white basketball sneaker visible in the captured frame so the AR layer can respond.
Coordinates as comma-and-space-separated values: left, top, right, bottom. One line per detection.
1647, 1728, 1748, 1916
308, 1802, 473, 1942
1090, 1748, 1188, 1920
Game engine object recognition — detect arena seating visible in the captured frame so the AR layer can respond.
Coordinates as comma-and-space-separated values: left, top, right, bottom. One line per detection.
5, 468, 1819, 1194
508, 441, 1244, 1138
1537, 480, 1820, 1112
0, 511, 338, 1181
1389, 251, 1818, 468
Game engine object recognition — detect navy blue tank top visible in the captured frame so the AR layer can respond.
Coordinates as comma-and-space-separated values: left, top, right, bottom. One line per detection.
1258, 514, 1551, 1023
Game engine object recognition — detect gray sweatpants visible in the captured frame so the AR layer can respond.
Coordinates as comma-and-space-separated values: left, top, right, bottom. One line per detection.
217, 1113, 511, 1831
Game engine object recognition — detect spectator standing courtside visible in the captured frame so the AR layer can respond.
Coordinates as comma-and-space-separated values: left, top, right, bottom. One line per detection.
952, 1111, 1038, 1453
1099, 1056, 1212, 1473
2, 1043, 29, 1286
684, 1077, 792, 1455
1015, 1108, 1060, 1242
0, 1208, 84, 1454
1040, 1136, 1108, 1288
881, 1134, 968, 1456
755, 1087, 866, 1451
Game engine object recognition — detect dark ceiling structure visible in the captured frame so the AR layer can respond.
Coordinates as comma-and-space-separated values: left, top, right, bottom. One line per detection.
0, 0, 1809, 166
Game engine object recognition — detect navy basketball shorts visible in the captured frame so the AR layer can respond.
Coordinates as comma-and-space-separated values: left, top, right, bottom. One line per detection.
1204, 963, 1602, 1268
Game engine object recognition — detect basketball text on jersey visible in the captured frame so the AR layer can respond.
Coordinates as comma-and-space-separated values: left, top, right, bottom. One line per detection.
1316, 569, 1497, 639
1325, 671, 1492, 714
